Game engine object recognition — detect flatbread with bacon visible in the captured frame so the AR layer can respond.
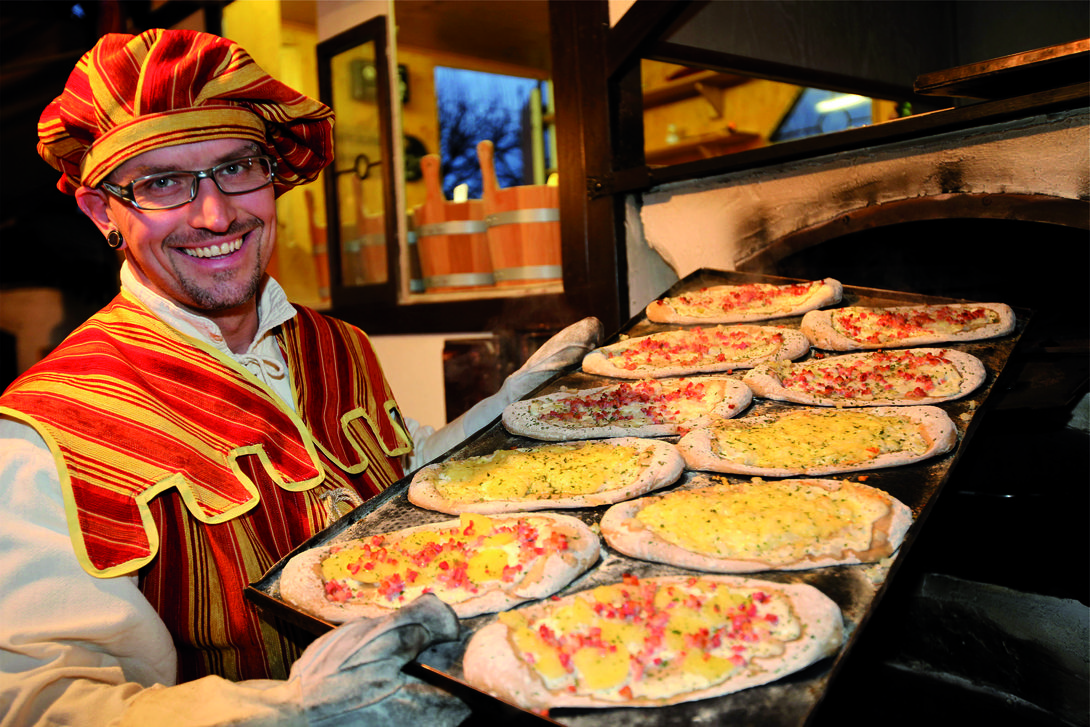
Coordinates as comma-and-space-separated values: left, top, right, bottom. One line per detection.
462, 573, 843, 711
801, 302, 1015, 350
743, 347, 986, 406
582, 325, 809, 379
646, 278, 842, 324
280, 512, 599, 621
502, 377, 751, 441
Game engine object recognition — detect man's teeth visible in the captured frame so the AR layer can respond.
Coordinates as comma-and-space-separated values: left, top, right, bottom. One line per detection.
183, 239, 243, 259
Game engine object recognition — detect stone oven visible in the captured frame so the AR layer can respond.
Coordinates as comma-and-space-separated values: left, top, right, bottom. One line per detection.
627, 53, 1088, 727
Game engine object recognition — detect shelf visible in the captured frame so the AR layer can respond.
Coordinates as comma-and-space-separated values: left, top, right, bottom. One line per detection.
645, 130, 762, 166
642, 70, 749, 109
914, 39, 1089, 100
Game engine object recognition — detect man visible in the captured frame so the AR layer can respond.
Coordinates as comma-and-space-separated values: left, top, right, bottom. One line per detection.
0, 29, 600, 725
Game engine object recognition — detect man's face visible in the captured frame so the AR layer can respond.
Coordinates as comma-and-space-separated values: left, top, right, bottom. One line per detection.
79, 138, 277, 315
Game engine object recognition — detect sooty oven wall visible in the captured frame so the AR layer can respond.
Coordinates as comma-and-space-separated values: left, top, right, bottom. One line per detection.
779, 219, 1089, 727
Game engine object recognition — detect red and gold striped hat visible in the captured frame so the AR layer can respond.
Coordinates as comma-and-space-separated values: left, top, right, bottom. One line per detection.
37, 28, 334, 196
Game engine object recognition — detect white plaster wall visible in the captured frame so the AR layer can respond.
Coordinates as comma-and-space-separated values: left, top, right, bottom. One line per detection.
368, 332, 486, 431
625, 195, 679, 318
638, 109, 1090, 279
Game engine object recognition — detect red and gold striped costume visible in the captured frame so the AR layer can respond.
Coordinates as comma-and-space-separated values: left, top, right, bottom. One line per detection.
0, 293, 410, 682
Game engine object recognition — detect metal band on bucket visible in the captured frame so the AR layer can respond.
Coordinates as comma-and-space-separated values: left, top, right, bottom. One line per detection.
424, 272, 496, 288
485, 208, 560, 227
417, 220, 488, 237
407, 231, 424, 292
492, 265, 563, 283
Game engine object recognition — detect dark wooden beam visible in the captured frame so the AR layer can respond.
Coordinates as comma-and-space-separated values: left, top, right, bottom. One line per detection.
606, 0, 705, 79
549, 0, 624, 330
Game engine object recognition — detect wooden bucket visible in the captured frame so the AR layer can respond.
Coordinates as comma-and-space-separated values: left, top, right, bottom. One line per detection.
357, 211, 387, 284
413, 154, 493, 293
340, 218, 363, 286
478, 139, 561, 287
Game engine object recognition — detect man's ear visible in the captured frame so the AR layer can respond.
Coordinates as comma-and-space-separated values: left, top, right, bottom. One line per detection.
74, 187, 114, 236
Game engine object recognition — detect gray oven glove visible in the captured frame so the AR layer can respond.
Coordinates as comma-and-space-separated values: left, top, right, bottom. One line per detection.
411, 316, 603, 466
288, 593, 469, 727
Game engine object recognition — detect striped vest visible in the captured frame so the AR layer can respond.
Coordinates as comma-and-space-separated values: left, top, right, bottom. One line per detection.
0, 294, 410, 681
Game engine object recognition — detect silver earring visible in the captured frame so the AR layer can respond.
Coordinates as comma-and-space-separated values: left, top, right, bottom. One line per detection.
107, 230, 124, 249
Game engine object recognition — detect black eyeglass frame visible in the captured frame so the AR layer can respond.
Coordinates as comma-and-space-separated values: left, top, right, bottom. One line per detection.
99, 155, 278, 211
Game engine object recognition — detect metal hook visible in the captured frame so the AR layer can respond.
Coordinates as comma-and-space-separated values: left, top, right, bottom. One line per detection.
335, 153, 380, 180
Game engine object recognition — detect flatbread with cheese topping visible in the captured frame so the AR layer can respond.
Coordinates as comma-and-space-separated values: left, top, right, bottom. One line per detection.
582, 325, 810, 379
801, 302, 1015, 350
462, 573, 843, 711
646, 278, 843, 324
279, 512, 600, 621
600, 476, 912, 572
502, 377, 752, 441
743, 348, 986, 406
677, 405, 957, 476
408, 437, 685, 515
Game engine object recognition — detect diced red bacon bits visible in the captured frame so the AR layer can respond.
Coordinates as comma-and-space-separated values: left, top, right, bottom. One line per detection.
521, 576, 784, 682
673, 282, 818, 312
779, 349, 955, 399
609, 328, 784, 371
833, 305, 996, 344
324, 519, 570, 603
540, 380, 709, 426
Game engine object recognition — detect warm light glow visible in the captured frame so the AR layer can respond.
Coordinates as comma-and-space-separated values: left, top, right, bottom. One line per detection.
815, 94, 870, 113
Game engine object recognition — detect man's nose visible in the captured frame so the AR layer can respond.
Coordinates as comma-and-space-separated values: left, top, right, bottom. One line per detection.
187, 176, 236, 231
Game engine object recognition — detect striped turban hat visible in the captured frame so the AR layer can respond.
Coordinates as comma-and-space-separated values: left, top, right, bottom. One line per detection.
37, 28, 334, 196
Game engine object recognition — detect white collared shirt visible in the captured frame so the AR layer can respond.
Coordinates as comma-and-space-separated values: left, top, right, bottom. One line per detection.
119, 262, 298, 408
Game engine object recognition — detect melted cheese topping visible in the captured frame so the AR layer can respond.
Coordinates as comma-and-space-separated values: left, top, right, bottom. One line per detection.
433, 442, 649, 502
605, 326, 786, 373
711, 409, 927, 469
499, 577, 800, 701
663, 281, 821, 317
320, 513, 568, 606
635, 481, 890, 564
527, 379, 735, 430
766, 349, 962, 401
831, 305, 999, 345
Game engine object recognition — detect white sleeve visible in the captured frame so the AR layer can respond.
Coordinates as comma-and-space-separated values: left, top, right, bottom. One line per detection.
0, 418, 305, 727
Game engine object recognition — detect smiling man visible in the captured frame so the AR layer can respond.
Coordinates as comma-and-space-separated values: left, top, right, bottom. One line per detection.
77, 139, 278, 351
0, 28, 599, 726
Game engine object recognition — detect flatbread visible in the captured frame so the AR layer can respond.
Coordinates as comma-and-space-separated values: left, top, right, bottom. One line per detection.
582, 325, 810, 379
677, 405, 957, 476
801, 302, 1015, 350
407, 437, 685, 515
502, 376, 752, 441
743, 347, 986, 406
600, 476, 913, 572
646, 278, 843, 324
462, 574, 843, 711
279, 512, 600, 621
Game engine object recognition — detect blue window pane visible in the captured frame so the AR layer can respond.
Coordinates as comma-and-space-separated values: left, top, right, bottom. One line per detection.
772, 88, 873, 143
434, 66, 546, 199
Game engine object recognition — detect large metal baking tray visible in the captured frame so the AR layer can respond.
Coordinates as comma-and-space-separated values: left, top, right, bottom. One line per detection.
247, 269, 1030, 725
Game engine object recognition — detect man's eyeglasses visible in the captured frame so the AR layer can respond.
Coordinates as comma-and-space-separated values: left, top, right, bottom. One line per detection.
100, 155, 277, 210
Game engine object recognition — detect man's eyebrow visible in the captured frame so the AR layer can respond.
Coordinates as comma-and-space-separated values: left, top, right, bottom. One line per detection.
119, 143, 263, 179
